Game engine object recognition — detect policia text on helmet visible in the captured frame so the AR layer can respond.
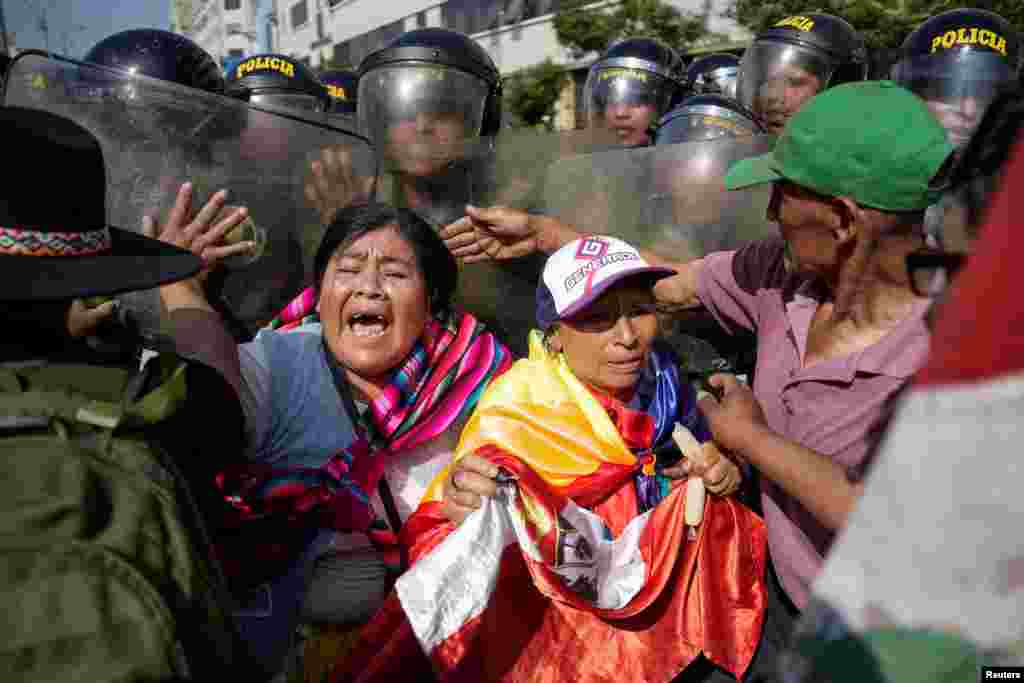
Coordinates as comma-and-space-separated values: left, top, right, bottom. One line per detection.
736, 13, 867, 135
893, 8, 1021, 150
583, 37, 687, 147
320, 69, 359, 117
226, 54, 331, 116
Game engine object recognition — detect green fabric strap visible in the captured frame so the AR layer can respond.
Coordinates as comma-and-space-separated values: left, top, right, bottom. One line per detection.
0, 357, 188, 430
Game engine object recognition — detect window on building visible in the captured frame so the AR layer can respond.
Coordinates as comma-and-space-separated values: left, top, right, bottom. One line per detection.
225, 0, 241, 10
442, 0, 512, 35
228, 48, 245, 58
416, 11, 427, 28
290, 0, 309, 29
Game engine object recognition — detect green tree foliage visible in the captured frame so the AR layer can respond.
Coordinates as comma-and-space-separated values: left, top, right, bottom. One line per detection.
553, 0, 719, 59
729, 0, 1024, 50
505, 59, 568, 129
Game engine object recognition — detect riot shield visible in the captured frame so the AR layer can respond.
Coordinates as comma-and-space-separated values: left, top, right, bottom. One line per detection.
445, 130, 778, 359
367, 126, 629, 357
2, 51, 376, 344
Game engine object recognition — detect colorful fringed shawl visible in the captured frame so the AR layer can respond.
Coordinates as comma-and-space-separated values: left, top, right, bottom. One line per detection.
333, 331, 768, 683
215, 287, 513, 581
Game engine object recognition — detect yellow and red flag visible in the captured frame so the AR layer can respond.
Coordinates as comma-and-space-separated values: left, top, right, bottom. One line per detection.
336, 332, 767, 682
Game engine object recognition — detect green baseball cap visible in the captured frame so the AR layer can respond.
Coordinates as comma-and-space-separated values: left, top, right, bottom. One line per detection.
725, 81, 954, 211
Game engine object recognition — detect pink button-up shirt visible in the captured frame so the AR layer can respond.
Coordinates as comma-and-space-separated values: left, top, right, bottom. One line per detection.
697, 238, 931, 610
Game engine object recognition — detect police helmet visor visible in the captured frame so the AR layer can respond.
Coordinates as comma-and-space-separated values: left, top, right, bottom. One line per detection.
249, 92, 325, 113
736, 42, 835, 132
893, 51, 1014, 148
655, 106, 760, 145
358, 64, 488, 176
695, 66, 739, 97
584, 66, 677, 144
647, 137, 775, 236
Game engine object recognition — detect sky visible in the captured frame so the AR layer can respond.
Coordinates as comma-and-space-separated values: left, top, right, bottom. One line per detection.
4, 0, 172, 59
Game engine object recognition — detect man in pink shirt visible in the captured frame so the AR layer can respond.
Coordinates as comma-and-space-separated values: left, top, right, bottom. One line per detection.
440, 81, 953, 677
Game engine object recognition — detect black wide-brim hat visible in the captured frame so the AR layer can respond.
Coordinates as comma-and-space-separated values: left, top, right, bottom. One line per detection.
0, 106, 201, 301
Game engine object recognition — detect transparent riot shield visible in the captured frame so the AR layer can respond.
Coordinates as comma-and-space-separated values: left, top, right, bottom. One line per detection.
3, 52, 377, 345
541, 135, 777, 258
369, 126, 627, 357
450, 131, 778, 360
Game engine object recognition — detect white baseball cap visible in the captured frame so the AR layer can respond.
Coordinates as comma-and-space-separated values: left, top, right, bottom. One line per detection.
535, 235, 676, 329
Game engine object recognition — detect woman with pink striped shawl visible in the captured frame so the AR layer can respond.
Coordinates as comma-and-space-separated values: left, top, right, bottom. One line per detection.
157, 200, 511, 680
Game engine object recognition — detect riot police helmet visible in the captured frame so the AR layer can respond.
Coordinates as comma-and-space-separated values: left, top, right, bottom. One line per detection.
654, 94, 765, 145
77, 29, 230, 139
892, 8, 1021, 149
357, 27, 502, 177
736, 13, 867, 135
83, 29, 225, 95
686, 53, 741, 98
319, 68, 358, 116
583, 36, 687, 146
225, 53, 330, 114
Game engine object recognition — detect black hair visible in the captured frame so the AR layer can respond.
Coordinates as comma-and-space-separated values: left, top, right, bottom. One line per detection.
313, 202, 458, 316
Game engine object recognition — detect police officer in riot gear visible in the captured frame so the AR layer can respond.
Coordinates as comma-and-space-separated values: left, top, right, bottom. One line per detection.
357, 27, 503, 227
893, 8, 1021, 150
80, 29, 230, 149
736, 13, 867, 135
73, 29, 236, 356
226, 53, 331, 116
685, 53, 741, 99
583, 37, 688, 147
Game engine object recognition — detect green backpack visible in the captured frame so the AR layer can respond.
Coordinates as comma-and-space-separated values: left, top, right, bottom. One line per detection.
0, 356, 243, 682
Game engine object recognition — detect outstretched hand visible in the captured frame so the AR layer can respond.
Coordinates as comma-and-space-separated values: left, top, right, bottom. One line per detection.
440, 205, 542, 263
145, 182, 253, 309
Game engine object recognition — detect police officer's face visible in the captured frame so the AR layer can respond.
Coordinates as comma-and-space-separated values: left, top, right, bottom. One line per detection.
386, 109, 467, 177
602, 102, 657, 146
924, 96, 985, 148
754, 65, 822, 134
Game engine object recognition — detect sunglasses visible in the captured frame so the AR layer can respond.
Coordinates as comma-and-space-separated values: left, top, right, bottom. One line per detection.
906, 249, 967, 297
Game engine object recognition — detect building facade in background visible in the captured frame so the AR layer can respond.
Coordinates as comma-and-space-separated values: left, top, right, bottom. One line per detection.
178, 0, 262, 67
172, 0, 750, 129
273, 1, 747, 70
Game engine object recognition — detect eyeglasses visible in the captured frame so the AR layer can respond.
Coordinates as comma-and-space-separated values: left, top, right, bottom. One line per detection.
906, 249, 967, 297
